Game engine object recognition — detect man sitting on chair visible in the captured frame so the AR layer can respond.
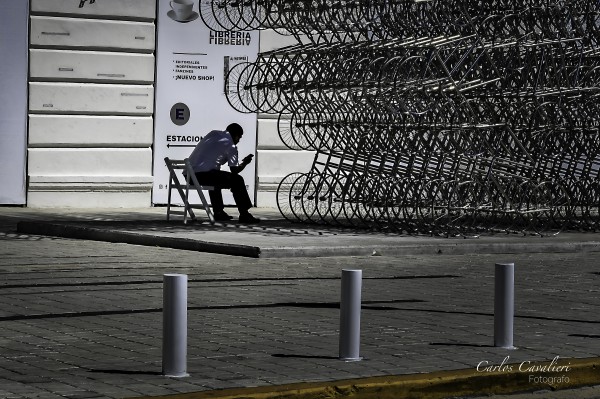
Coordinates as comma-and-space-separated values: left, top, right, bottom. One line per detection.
188, 123, 260, 223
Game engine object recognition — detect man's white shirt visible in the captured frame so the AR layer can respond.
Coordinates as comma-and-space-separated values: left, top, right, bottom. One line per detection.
188, 130, 239, 172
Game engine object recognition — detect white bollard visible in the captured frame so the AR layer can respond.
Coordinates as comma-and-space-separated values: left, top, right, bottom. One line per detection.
162, 274, 189, 377
494, 263, 515, 349
339, 269, 362, 361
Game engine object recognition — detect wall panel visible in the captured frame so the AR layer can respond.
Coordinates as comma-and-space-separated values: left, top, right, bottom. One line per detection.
256, 114, 314, 207
30, 16, 155, 51
28, 148, 152, 176
29, 83, 154, 115
30, 49, 155, 83
31, 0, 156, 21
29, 115, 153, 147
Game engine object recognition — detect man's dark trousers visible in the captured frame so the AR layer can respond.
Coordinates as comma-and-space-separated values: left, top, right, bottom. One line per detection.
194, 170, 252, 213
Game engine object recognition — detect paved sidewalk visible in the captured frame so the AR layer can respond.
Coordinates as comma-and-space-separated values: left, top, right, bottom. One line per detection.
5, 207, 600, 258
0, 207, 599, 399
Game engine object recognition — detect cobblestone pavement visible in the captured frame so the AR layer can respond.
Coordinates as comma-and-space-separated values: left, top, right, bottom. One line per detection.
0, 214, 599, 399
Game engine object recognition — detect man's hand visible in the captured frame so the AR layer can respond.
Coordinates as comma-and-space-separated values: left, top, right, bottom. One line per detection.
242, 154, 254, 165
231, 154, 254, 174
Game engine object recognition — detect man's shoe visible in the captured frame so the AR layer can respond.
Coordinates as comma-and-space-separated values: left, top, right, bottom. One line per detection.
214, 211, 233, 221
239, 212, 261, 224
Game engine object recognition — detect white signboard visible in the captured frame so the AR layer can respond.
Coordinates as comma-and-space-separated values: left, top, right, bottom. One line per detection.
153, 0, 259, 205
0, 0, 28, 204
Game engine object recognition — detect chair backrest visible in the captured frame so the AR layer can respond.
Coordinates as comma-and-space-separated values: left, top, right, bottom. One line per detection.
164, 157, 214, 224
164, 158, 186, 172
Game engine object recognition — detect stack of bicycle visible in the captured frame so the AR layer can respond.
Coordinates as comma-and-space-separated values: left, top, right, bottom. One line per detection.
208, 0, 599, 236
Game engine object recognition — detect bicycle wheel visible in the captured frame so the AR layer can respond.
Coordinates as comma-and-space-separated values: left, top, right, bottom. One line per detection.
224, 62, 254, 113
199, 0, 224, 30
289, 173, 313, 222
276, 172, 303, 222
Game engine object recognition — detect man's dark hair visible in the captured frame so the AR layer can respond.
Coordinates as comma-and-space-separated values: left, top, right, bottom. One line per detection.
226, 123, 244, 137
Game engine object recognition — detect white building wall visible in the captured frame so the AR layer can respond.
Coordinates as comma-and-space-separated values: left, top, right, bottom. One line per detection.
26, 2, 310, 209
0, 1, 29, 204
27, 0, 156, 207
255, 30, 314, 208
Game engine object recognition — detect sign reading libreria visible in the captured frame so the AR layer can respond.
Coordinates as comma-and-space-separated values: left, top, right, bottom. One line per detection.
0, 0, 28, 204
153, 0, 259, 205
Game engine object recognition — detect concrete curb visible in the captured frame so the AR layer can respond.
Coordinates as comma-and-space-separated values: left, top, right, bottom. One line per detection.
260, 240, 600, 257
16, 221, 261, 258
130, 357, 599, 399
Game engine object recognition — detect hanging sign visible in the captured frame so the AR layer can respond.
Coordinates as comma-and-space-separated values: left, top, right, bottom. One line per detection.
153, 0, 259, 205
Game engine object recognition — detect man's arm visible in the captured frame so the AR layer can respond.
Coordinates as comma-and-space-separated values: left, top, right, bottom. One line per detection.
230, 154, 253, 174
